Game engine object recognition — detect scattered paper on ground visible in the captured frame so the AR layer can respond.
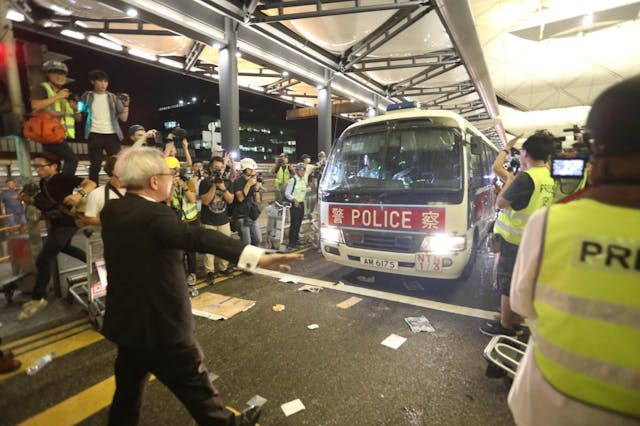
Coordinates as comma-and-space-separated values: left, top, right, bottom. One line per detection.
336, 296, 362, 309
356, 275, 375, 283
208, 372, 219, 382
307, 324, 319, 330
247, 395, 268, 407
404, 316, 435, 333
381, 334, 407, 350
297, 284, 322, 293
272, 304, 285, 312
191, 292, 255, 320
403, 280, 424, 291
281, 399, 305, 417
279, 276, 299, 284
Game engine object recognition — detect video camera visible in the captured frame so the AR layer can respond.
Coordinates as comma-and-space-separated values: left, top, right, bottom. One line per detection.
117, 93, 129, 104
256, 172, 264, 184
171, 127, 187, 141
210, 169, 224, 184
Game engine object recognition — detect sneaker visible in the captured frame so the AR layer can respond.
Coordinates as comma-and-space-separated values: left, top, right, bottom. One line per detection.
219, 267, 235, 276
237, 405, 262, 426
479, 320, 521, 337
206, 272, 215, 286
0, 354, 21, 374
186, 273, 197, 287
485, 319, 525, 335
18, 299, 48, 320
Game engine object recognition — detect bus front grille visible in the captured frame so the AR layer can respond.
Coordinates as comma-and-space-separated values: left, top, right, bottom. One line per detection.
343, 230, 422, 253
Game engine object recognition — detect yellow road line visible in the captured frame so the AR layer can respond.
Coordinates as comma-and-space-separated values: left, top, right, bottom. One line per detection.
1, 318, 89, 351
0, 329, 104, 382
12, 324, 93, 356
19, 373, 249, 426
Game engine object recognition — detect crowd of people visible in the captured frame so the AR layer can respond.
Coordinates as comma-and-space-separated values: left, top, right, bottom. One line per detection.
1, 58, 637, 425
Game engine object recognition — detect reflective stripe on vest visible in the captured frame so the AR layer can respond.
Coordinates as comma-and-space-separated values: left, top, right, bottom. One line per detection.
494, 166, 555, 245
172, 192, 198, 221
292, 176, 307, 202
534, 199, 640, 418
276, 166, 290, 187
42, 82, 75, 139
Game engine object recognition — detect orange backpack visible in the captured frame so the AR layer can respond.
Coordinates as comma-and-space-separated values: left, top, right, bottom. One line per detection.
23, 112, 65, 144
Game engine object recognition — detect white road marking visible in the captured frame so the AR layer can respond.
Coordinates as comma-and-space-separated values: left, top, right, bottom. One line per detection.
255, 268, 498, 320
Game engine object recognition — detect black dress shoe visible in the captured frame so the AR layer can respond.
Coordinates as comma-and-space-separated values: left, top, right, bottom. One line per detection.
237, 405, 262, 426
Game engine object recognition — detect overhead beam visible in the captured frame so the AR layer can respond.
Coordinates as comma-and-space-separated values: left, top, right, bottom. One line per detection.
287, 101, 364, 120
252, 0, 430, 23
349, 48, 458, 72
184, 40, 206, 71
394, 80, 473, 97
265, 78, 300, 94
388, 60, 462, 96
341, 4, 433, 71
421, 86, 475, 107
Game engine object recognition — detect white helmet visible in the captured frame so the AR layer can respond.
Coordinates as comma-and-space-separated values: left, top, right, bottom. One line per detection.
240, 158, 257, 171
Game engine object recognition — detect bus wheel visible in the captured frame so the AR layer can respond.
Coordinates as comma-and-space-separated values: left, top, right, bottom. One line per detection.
460, 231, 478, 280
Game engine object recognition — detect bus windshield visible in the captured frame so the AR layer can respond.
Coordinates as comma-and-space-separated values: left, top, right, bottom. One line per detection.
320, 123, 463, 198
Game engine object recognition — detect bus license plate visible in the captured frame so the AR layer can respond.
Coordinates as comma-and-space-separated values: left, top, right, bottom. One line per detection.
360, 257, 398, 270
415, 254, 442, 272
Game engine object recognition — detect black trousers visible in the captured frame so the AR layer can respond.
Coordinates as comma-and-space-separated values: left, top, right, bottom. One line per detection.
88, 132, 121, 184
183, 219, 199, 275
33, 225, 86, 300
109, 340, 235, 426
289, 203, 304, 245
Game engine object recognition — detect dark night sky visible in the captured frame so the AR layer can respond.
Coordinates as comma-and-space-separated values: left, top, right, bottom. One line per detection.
13, 29, 350, 159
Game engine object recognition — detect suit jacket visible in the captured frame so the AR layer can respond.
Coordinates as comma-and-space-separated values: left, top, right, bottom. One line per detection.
100, 192, 247, 347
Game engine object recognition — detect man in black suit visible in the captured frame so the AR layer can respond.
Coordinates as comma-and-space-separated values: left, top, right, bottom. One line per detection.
100, 147, 303, 426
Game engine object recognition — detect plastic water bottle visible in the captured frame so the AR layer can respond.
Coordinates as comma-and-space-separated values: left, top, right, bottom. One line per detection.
26, 351, 56, 376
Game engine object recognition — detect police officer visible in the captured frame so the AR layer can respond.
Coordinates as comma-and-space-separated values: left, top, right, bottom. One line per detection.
508, 75, 640, 425
284, 163, 307, 248
30, 60, 80, 175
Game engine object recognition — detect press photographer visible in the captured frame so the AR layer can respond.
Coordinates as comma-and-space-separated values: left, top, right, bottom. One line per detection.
272, 153, 293, 203
199, 156, 235, 284
234, 158, 263, 246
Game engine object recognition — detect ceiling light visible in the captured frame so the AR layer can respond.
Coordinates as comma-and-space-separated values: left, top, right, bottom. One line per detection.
190, 66, 205, 72
159, 58, 184, 69
61, 29, 85, 40
6, 10, 24, 22
213, 42, 222, 50
235, 52, 242, 58
281, 95, 293, 101
129, 48, 157, 61
179, 100, 184, 104
88, 36, 123, 51
316, 84, 324, 90
74, 21, 88, 28
583, 12, 593, 26
126, 8, 138, 18
191, 97, 197, 102
282, 71, 289, 77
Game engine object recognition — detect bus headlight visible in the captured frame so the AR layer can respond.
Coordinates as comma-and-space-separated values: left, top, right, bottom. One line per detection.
321, 227, 344, 244
420, 234, 466, 254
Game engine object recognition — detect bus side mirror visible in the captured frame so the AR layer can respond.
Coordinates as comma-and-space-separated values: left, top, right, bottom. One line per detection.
470, 136, 482, 155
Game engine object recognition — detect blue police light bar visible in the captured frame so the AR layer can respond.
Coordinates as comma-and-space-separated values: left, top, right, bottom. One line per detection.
386, 101, 418, 112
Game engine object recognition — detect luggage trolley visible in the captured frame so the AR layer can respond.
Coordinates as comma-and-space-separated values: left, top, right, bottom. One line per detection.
68, 230, 108, 330
483, 334, 527, 383
265, 201, 290, 252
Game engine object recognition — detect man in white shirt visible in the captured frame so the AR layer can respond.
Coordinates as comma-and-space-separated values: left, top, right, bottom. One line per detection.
80, 69, 129, 184
82, 156, 126, 227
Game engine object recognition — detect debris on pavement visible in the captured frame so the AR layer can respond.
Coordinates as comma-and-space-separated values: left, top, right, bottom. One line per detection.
208, 372, 219, 382
336, 296, 362, 309
247, 395, 268, 407
281, 398, 306, 417
404, 316, 435, 333
279, 276, 299, 284
381, 333, 407, 350
272, 304, 286, 312
307, 324, 319, 330
297, 284, 322, 293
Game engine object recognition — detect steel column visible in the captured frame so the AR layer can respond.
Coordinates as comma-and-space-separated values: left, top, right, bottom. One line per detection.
317, 70, 332, 157
219, 17, 240, 156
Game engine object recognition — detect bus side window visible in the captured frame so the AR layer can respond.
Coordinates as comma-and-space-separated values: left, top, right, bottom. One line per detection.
469, 145, 484, 190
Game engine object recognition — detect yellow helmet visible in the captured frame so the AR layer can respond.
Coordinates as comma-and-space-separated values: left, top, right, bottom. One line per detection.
165, 156, 180, 169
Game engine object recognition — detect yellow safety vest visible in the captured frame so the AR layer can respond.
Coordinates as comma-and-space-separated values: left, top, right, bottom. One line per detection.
534, 199, 640, 418
42, 82, 75, 139
494, 166, 555, 245
171, 189, 198, 222
276, 166, 291, 187
291, 176, 307, 202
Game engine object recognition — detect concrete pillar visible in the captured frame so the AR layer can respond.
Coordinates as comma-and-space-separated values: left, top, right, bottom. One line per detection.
317, 69, 332, 157
218, 18, 240, 158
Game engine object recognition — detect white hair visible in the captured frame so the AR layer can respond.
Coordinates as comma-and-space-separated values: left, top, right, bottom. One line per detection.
115, 147, 165, 190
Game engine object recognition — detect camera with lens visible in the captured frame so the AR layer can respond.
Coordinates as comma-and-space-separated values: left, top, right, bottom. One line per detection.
256, 172, 263, 184
508, 158, 521, 174
210, 169, 224, 185
171, 127, 187, 141
117, 93, 129, 104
